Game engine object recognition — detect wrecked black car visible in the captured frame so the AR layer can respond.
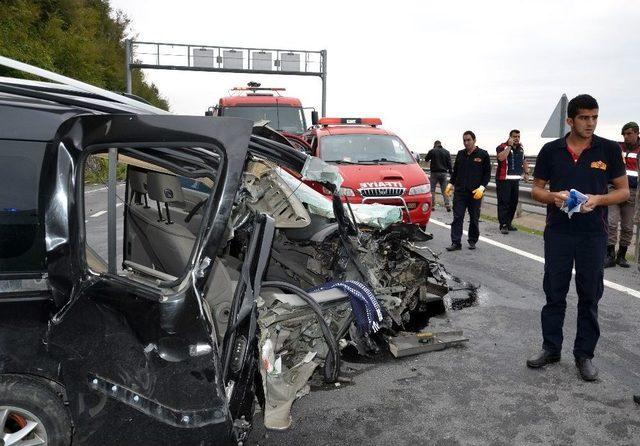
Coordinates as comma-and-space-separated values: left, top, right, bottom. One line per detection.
0, 63, 471, 446
0, 72, 284, 444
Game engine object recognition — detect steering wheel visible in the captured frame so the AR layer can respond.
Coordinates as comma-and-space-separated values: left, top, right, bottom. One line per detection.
185, 198, 208, 223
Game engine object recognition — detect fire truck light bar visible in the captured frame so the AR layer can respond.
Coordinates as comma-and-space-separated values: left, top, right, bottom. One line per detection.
318, 118, 382, 127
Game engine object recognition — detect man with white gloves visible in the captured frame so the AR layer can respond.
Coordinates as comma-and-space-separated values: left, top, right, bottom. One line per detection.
445, 130, 491, 250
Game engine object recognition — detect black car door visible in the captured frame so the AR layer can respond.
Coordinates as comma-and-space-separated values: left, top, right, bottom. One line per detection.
41, 114, 254, 445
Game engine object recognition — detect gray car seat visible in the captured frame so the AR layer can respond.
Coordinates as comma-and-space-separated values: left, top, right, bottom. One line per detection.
128, 168, 150, 208
126, 171, 196, 276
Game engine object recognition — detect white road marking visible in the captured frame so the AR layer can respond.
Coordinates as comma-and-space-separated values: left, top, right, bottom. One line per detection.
430, 218, 640, 299
86, 186, 107, 194
89, 203, 123, 218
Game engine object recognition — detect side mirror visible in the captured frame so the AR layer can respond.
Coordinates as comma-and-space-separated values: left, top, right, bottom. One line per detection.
311, 111, 319, 126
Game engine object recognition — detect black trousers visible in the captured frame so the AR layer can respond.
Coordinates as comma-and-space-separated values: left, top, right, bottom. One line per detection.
450, 189, 482, 244
496, 179, 519, 227
541, 231, 607, 359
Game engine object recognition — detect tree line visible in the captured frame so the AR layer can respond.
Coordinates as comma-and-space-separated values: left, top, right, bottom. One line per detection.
0, 0, 169, 110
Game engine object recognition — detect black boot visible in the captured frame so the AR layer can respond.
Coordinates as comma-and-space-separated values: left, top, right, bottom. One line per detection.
616, 246, 630, 268
604, 245, 616, 268
526, 349, 561, 368
575, 358, 599, 381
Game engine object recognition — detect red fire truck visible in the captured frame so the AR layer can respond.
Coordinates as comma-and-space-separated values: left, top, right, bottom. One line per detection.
302, 118, 432, 228
207, 82, 314, 135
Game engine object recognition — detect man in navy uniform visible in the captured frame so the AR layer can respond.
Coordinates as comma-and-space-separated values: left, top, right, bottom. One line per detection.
526, 95, 629, 381
496, 130, 530, 234
445, 131, 491, 251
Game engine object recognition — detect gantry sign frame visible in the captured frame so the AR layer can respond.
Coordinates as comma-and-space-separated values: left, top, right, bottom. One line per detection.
124, 39, 328, 116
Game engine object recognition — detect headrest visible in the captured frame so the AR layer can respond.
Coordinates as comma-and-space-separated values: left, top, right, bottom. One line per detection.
147, 172, 184, 203
128, 169, 147, 194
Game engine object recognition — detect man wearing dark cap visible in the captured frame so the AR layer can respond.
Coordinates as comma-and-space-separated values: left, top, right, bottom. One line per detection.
424, 140, 453, 211
604, 121, 639, 268
526, 94, 629, 381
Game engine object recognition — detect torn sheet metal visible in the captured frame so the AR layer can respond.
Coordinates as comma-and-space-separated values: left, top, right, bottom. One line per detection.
257, 288, 352, 430
274, 167, 402, 229
260, 348, 318, 430
242, 160, 312, 229
300, 156, 343, 189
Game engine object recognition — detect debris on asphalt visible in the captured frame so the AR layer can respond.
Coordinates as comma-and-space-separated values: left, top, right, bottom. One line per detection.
387, 330, 469, 358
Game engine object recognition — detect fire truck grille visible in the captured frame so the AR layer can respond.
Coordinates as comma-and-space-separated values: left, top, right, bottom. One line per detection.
359, 187, 406, 197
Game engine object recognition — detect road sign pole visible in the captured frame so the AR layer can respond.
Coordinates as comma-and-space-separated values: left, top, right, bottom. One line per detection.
321, 49, 327, 117
125, 39, 132, 94
559, 94, 568, 137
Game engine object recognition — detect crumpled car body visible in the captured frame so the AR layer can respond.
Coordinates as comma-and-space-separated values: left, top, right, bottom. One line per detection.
212, 129, 459, 430
0, 68, 462, 445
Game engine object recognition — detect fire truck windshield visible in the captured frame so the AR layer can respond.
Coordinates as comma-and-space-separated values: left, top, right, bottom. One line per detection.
320, 134, 415, 164
222, 106, 306, 134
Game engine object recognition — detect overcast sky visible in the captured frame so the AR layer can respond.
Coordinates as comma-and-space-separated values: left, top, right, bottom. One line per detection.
110, 0, 640, 155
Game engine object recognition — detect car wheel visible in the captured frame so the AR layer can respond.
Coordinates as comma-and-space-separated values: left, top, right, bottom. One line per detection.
0, 375, 72, 446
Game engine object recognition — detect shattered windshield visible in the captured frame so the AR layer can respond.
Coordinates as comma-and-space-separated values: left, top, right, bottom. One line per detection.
223, 106, 306, 134
319, 134, 415, 164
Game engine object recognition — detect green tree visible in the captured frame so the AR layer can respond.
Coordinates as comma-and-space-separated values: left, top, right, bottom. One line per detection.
0, 0, 169, 110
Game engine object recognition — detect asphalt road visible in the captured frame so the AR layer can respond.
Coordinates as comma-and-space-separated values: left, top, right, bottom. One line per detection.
84, 185, 640, 445
250, 210, 640, 446
84, 184, 126, 268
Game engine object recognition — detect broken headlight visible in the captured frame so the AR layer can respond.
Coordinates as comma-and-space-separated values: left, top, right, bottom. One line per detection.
339, 187, 355, 197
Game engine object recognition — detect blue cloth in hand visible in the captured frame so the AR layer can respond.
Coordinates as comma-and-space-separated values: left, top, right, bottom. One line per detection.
561, 189, 588, 218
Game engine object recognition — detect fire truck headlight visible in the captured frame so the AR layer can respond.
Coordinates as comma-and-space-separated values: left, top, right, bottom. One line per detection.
408, 184, 430, 195
339, 187, 355, 197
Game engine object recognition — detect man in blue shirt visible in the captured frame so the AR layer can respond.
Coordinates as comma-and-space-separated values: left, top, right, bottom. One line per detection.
526, 94, 629, 381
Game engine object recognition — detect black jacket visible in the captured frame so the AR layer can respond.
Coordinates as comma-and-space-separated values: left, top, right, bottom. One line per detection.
450, 147, 491, 192
424, 146, 452, 174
